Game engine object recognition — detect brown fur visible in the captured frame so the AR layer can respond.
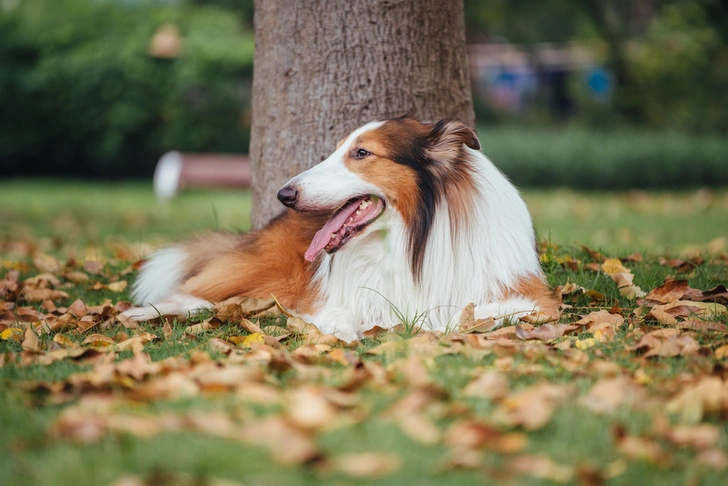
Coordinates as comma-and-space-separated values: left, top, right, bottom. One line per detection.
344, 130, 422, 224
344, 118, 480, 262
169, 118, 555, 323
178, 210, 329, 314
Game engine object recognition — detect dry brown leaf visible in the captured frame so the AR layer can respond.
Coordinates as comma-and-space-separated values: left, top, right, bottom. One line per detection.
214, 296, 276, 320
665, 424, 719, 450
508, 455, 574, 483
666, 377, 727, 423
325, 453, 401, 478
62, 271, 89, 283
580, 377, 645, 413
515, 323, 578, 341
575, 309, 625, 329
83, 260, 104, 275
22, 327, 39, 352
397, 414, 441, 445
696, 448, 728, 470
21, 288, 70, 302
33, 254, 61, 273
115, 332, 157, 352
132, 373, 200, 401
633, 331, 700, 358
106, 281, 128, 293
678, 320, 727, 333
463, 370, 510, 400
67, 299, 88, 318
239, 416, 319, 465
480, 323, 534, 340
493, 382, 573, 430
445, 420, 527, 454
613, 426, 669, 465
645, 280, 688, 304
285, 385, 339, 430
82, 333, 115, 347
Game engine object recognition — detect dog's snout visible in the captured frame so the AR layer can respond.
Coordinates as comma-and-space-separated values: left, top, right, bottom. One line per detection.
277, 185, 298, 208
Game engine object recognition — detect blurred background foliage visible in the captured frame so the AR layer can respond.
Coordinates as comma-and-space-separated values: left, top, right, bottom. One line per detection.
0, 0, 726, 185
0, 0, 254, 177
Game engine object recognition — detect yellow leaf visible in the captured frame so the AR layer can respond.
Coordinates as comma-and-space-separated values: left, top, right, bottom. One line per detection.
1, 327, 23, 341
715, 344, 728, 360
106, 281, 128, 292
239, 332, 265, 347
575, 338, 596, 350
602, 258, 630, 275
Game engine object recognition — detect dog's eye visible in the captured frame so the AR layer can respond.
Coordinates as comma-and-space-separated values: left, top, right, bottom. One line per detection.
353, 148, 371, 159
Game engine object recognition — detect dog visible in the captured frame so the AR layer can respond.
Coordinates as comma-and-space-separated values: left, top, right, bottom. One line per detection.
123, 117, 559, 342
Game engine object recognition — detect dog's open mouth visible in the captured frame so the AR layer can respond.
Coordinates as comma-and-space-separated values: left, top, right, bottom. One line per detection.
304, 195, 385, 262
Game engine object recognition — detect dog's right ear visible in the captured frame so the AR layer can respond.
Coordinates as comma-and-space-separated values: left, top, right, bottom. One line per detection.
427, 120, 481, 151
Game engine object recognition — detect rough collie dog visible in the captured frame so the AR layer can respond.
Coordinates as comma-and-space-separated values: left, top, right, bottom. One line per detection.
124, 117, 558, 342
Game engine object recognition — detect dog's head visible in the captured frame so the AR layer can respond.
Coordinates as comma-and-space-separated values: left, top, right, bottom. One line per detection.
278, 117, 481, 266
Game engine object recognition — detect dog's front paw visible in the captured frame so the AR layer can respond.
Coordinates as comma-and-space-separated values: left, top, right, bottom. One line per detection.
120, 294, 213, 322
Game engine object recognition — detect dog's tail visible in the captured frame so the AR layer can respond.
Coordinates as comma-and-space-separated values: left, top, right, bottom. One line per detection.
130, 233, 242, 306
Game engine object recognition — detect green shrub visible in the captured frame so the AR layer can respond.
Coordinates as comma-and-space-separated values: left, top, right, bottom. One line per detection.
0, 0, 253, 177
480, 125, 728, 188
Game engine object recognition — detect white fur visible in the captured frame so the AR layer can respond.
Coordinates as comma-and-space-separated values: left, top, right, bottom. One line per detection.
128, 121, 545, 341
289, 138, 543, 341
285, 121, 385, 211
130, 247, 188, 306
122, 294, 213, 321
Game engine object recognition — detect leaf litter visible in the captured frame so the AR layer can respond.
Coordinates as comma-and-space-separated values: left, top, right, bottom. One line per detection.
1, 241, 728, 483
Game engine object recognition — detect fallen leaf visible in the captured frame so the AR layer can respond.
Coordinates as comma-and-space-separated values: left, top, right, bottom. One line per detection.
602, 258, 630, 275
665, 424, 719, 449
22, 327, 39, 352
508, 455, 574, 483
33, 254, 61, 273
83, 260, 104, 275
106, 281, 128, 293
20, 289, 70, 302
580, 377, 645, 413
82, 334, 116, 348
575, 310, 625, 329
62, 271, 89, 283
239, 416, 319, 465
515, 323, 578, 341
493, 383, 573, 430
325, 452, 401, 478
463, 370, 510, 400
645, 280, 688, 304
445, 420, 527, 453
1, 327, 23, 341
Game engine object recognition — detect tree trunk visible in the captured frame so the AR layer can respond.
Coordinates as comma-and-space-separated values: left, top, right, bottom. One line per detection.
249, 0, 475, 228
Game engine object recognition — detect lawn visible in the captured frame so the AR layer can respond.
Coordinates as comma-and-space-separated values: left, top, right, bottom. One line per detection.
1, 180, 728, 486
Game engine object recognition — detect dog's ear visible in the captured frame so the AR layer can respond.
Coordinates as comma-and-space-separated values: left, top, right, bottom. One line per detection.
427, 120, 481, 151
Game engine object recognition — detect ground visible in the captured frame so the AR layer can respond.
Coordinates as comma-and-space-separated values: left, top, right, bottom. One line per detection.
1, 181, 728, 486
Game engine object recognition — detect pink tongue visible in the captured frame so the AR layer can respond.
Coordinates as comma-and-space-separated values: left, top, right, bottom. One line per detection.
304, 199, 364, 262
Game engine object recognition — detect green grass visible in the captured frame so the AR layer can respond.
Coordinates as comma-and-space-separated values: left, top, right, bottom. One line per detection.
1, 180, 728, 485
480, 125, 728, 189
1, 180, 725, 257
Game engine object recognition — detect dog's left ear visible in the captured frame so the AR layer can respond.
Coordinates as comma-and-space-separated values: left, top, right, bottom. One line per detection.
427, 120, 481, 151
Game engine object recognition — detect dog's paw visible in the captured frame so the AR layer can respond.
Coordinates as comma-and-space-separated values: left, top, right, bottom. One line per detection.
120, 294, 213, 322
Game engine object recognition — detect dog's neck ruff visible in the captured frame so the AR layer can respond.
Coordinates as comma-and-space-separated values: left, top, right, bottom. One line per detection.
310, 147, 541, 333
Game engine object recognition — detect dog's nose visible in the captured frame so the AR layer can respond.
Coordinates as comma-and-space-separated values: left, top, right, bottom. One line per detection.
277, 185, 298, 207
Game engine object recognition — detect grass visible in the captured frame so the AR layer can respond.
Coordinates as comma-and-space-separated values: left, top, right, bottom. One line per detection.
1, 180, 728, 485
479, 125, 728, 189
1, 179, 726, 256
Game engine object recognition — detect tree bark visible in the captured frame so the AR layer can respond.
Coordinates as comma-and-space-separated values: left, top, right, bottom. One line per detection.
250, 0, 475, 228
